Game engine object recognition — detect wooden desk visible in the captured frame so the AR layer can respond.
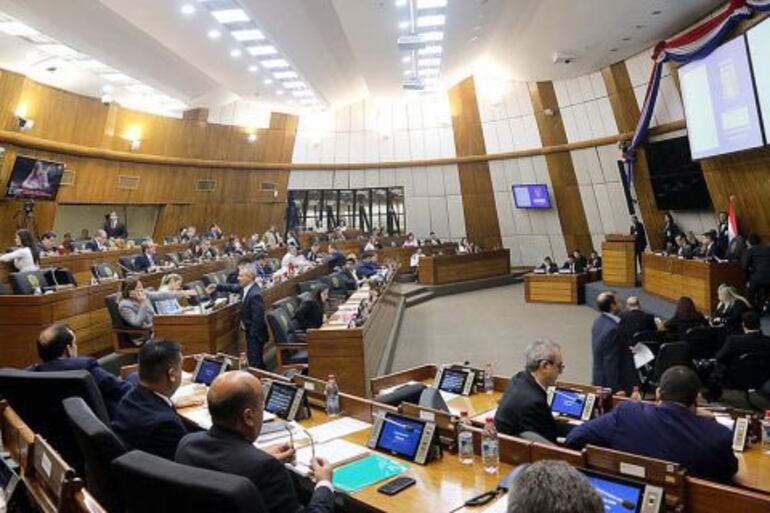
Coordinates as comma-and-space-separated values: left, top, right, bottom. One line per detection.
602, 234, 637, 287
735, 443, 770, 495
378, 244, 456, 275
642, 253, 745, 316
307, 274, 402, 397
154, 304, 240, 356
524, 272, 585, 304
418, 249, 510, 285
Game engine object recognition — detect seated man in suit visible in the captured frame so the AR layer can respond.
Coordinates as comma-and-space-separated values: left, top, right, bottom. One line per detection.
37, 231, 58, 257
85, 229, 108, 252
494, 339, 563, 443
112, 339, 188, 460
305, 241, 323, 263
134, 240, 161, 273
566, 366, 738, 483
339, 257, 360, 292
592, 292, 638, 394
326, 244, 346, 270
254, 253, 273, 281
30, 323, 132, 416
176, 371, 335, 513
560, 255, 585, 274
670, 234, 695, 259
571, 249, 588, 269
618, 296, 657, 340
699, 230, 723, 261
535, 256, 558, 274
356, 252, 381, 278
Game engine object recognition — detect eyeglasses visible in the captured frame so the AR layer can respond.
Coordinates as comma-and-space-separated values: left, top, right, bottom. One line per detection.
541, 360, 565, 372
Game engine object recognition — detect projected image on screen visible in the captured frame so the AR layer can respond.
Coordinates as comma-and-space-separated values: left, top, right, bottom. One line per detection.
6, 156, 65, 200
679, 36, 763, 159
586, 474, 643, 513
747, 18, 770, 138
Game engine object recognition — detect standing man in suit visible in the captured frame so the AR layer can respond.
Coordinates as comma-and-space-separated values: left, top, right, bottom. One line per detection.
176, 372, 335, 513
85, 229, 108, 252
103, 211, 127, 239
494, 340, 563, 443
618, 296, 657, 340
134, 240, 159, 273
630, 215, 647, 273
207, 265, 268, 369
560, 255, 585, 274
566, 366, 737, 483
717, 211, 729, 254
30, 323, 132, 416
744, 233, 770, 314
591, 292, 639, 394
112, 340, 187, 460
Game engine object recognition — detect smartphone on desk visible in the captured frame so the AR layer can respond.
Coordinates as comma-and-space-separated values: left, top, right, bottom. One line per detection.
377, 477, 416, 496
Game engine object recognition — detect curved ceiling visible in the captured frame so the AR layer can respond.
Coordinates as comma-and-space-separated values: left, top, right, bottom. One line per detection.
0, 0, 723, 115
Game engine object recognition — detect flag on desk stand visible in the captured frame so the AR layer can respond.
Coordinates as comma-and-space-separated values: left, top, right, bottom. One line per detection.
728, 195, 738, 243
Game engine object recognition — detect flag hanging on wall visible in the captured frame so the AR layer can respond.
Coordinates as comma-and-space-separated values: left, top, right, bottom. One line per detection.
727, 195, 739, 242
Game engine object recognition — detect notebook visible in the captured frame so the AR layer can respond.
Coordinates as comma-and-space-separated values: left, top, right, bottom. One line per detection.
332, 453, 409, 494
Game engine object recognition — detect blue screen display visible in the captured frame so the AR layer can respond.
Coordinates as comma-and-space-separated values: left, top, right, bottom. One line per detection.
377, 414, 425, 460
586, 474, 643, 513
513, 184, 551, 209
265, 383, 297, 416
438, 369, 467, 394
550, 388, 586, 418
195, 359, 223, 386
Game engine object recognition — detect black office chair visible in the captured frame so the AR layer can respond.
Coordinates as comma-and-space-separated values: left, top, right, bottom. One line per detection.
725, 353, 770, 405
92, 262, 121, 283
63, 397, 127, 513
41, 267, 77, 288
321, 273, 348, 300
112, 450, 267, 513
683, 326, 718, 360
266, 307, 308, 371
374, 383, 427, 407
183, 281, 210, 306
202, 272, 223, 286
298, 280, 322, 294
105, 293, 151, 353
9, 270, 49, 294
0, 369, 109, 475
118, 255, 140, 276
163, 252, 181, 266
273, 296, 300, 318
72, 240, 90, 252
643, 342, 691, 392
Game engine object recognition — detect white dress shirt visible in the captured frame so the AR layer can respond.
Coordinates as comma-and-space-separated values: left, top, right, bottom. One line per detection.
0, 247, 38, 272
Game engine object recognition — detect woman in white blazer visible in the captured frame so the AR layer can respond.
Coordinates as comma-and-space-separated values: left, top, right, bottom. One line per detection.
0, 229, 40, 272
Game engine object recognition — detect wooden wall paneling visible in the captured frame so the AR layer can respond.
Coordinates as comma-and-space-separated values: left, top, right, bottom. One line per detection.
602, 63, 665, 250
447, 76, 502, 249
0, 71, 25, 132
528, 81, 593, 255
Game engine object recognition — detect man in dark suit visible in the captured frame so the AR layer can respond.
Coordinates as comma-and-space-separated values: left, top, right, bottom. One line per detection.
254, 253, 273, 281
103, 211, 127, 239
339, 257, 360, 292
566, 366, 737, 483
744, 233, 770, 313
618, 296, 657, 340
112, 340, 187, 460
176, 371, 334, 513
30, 323, 132, 416
700, 230, 723, 261
207, 265, 268, 369
535, 256, 558, 274
592, 292, 639, 394
133, 240, 159, 273
305, 241, 323, 263
560, 255, 585, 274
85, 229, 108, 252
630, 215, 647, 271
326, 244, 346, 270
671, 234, 695, 259
571, 250, 588, 269
494, 340, 563, 443
715, 311, 770, 367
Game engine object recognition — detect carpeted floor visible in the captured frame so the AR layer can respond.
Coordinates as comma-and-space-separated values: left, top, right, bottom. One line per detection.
391, 282, 597, 383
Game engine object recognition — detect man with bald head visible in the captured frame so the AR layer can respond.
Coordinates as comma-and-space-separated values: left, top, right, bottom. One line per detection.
618, 296, 657, 340
207, 265, 269, 368
176, 372, 335, 513
30, 323, 132, 415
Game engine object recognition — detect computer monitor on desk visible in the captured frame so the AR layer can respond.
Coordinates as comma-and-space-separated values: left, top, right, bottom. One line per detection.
580, 469, 664, 513
547, 387, 596, 422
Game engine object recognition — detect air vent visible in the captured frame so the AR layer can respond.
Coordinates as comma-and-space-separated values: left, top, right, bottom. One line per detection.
60, 169, 75, 186
117, 175, 140, 190
196, 179, 216, 192
260, 181, 276, 191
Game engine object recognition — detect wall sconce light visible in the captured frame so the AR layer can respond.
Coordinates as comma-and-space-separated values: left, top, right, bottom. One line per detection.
543, 108, 556, 117
124, 125, 142, 151
15, 103, 34, 131
129, 139, 141, 151
247, 133, 257, 143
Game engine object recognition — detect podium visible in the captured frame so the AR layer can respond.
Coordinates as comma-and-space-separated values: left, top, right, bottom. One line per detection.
602, 234, 636, 287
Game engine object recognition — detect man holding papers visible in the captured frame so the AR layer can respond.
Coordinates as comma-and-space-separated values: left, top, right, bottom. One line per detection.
175, 371, 335, 513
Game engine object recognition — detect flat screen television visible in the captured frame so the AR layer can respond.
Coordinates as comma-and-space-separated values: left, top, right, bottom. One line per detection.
5, 156, 65, 200
646, 136, 712, 211
679, 35, 764, 159
512, 184, 551, 209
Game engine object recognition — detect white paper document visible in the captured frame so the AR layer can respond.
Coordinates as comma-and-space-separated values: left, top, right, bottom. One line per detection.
291, 439, 370, 476
305, 417, 371, 444
631, 343, 655, 369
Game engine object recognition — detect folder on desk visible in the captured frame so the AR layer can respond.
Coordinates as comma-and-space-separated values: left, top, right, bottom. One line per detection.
332, 453, 409, 494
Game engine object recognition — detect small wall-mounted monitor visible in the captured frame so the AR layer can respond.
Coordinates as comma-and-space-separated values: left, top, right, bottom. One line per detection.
513, 184, 551, 209
6, 156, 65, 200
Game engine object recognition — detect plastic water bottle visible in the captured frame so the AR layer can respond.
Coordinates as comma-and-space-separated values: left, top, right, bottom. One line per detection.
630, 386, 642, 401
483, 363, 494, 394
762, 411, 770, 455
325, 375, 340, 417
481, 417, 499, 474
457, 410, 474, 465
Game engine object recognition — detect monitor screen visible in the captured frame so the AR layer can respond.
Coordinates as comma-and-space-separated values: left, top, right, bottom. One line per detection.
6, 156, 65, 200
377, 413, 426, 460
581, 470, 645, 513
550, 388, 586, 419
193, 359, 224, 386
679, 36, 763, 159
747, 17, 770, 139
513, 184, 551, 209
438, 369, 469, 395
646, 136, 712, 210
265, 382, 299, 416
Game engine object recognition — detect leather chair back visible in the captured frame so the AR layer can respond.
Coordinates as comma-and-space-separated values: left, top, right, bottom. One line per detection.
266, 307, 295, 344
9, 270, 48, 294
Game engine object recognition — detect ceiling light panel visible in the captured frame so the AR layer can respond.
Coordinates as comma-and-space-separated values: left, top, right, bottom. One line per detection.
417, 15, 445, 27
273, 71, 298, 79
282, 81, 306, 89
260, 58, 289, 68
398, 0, 447, 91
210, 9, 250, 24
418, 45, 443, 55
0, 21, 38, 37
230, 29, 264, 41
417, 0, 447, 8
247, 45, 277, 56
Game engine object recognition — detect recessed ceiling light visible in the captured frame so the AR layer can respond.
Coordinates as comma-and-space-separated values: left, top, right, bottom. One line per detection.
180, 4, 196, 15
276, 90, 284, 95
401, 56, 411, 63
231, 29, 265, 41
399, 20, 410, 30
248, 65, 258, 72
273, 70, 298, 79
263, 78, 273, 84
230, 49, 242, 58
208, 29, 222, 39
417, 0, 447, 8
293, 90, 314, 97
418, 45, 443, 55
100, 72, 133, 84
210, 9, 250, 24
283, 81, 306, 89
247, 45, 277, 56
403, 70, 412, 76
417, 15, 445, 27
395, 0, 408, 6
418, 68, 439, 77
0, 21, 39, 37
418, 58, 441, 67
421, 31, 444, 42
261, 58, 289, 68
